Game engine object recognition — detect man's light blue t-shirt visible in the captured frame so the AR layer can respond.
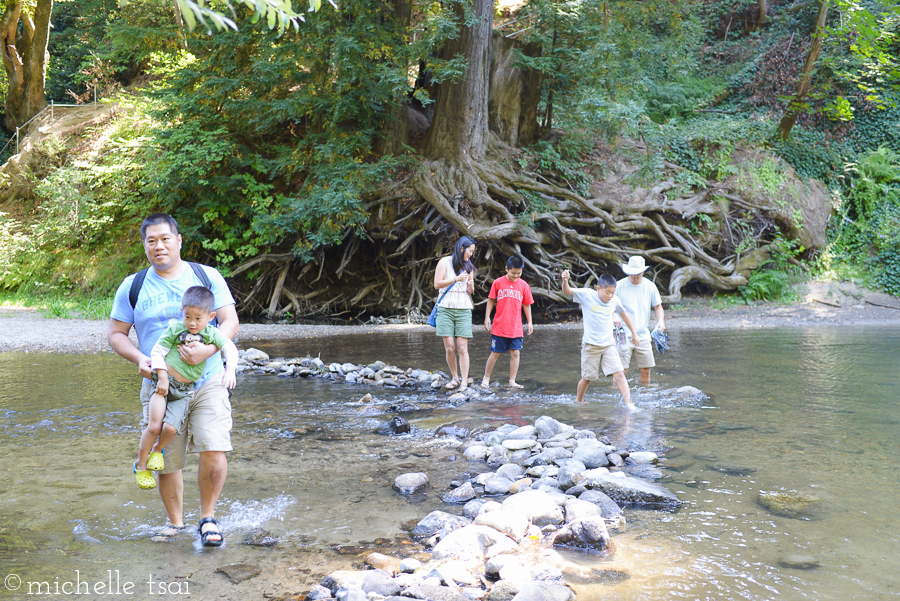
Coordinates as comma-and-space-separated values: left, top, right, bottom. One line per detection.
110, 263, 235, 387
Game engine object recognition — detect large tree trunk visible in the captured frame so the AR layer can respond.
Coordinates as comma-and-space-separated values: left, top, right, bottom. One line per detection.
778, 0, 828, 141
488, 31, 543, 147
1, 0, 52, 130
375, 0, 412, 156
423, 0, 493, 161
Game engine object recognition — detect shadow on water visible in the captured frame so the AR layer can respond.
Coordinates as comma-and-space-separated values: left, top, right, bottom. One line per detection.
1, 326, 899, 600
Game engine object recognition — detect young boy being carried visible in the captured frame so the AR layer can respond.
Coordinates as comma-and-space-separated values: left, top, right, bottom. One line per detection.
561, 270, 640, 410
481, 255, 534, 389
133, 286, 239, 490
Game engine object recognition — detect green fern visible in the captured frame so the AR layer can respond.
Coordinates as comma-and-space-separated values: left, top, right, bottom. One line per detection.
739, 269, 790, 303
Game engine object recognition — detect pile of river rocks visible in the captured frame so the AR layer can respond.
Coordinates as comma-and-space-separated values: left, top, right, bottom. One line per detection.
307, 416, 683, 601
237, 348, 481, 396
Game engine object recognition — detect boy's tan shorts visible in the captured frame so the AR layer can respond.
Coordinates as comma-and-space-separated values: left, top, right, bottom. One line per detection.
618, 337, 656, 370
581, 342, 624, 381
140, 371, 233, 474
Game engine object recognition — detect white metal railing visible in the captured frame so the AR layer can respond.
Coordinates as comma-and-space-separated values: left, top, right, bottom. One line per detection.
0, 89, 98, 159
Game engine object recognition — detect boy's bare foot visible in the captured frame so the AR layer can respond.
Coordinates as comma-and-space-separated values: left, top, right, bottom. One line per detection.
509, 382, 524, 389
626, 403, 641, 412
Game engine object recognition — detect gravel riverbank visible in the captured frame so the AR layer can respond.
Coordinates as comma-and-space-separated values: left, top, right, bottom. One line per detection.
2, 282, 898, 354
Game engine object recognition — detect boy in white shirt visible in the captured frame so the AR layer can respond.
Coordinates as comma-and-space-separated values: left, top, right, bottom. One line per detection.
561, 271, 640, 410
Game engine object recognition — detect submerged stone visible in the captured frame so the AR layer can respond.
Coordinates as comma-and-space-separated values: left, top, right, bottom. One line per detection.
710, 462, 757, 476
216, 563, 262, 584
758, 491, 825, 520
779, 554, 821, 570
243, 528, 278, 546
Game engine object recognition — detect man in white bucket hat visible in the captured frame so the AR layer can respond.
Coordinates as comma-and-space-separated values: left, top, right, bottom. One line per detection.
615, 256, 666, 383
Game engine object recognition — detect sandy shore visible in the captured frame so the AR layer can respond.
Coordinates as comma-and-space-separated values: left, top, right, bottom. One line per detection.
1, 282, 898, 354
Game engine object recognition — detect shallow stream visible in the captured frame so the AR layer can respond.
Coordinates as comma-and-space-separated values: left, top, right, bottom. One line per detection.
1, 325, 898, 600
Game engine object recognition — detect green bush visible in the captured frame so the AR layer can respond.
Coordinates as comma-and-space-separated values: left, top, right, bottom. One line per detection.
878, 249, 900, 297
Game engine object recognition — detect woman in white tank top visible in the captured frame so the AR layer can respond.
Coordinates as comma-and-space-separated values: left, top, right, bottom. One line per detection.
433, 236, 476, 390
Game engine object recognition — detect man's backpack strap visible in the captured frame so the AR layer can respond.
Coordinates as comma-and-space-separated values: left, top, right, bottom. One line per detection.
188, 262, 213, 291
128, 262, 214, 310
129, 268, 150, 310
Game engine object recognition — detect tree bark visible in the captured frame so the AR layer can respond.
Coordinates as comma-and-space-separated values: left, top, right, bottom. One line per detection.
488, 31, 543, 147
423, 0, 493, 161
758, 0, 767, 27
777, 0, 828, 141
1, 0, 52, 130
375, 0, 412, 156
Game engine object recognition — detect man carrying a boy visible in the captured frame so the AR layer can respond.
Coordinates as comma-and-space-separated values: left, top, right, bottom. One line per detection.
561, 270, 640, 410
615, 256, 666, 383
108, 213, 239, 546
481, 255, 534, 389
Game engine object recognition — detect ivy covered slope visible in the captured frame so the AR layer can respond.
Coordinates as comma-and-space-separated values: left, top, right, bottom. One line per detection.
1, 0, 898, 320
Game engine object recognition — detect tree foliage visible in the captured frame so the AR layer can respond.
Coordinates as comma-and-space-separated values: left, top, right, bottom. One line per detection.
4, 0, 900, 311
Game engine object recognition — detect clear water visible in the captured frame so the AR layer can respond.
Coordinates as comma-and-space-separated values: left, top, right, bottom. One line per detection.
1, 326, 898, 600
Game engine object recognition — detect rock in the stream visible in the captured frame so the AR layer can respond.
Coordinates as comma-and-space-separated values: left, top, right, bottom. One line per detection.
444, 482, 477, 504
431, 525, 518, 561
241, 348, 270, 363
779, 554, 821, 570
501, 490, 564, 526
510, 581, 575, 601
580, 469, 682, 510
216, 563, 262, 584
758, 490, 825, 520
361, 569, 401, 597
243, 528, 278, 546
411, 511, 472, 538
393, 473, 430, 495
552, 517, 611, 552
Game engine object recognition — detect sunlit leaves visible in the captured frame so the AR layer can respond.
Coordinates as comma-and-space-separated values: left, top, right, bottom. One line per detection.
823, 0, 900, 111
168, 0, 341, 36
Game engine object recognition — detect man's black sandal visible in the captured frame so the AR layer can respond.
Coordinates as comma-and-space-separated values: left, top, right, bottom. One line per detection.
198, 517, 224, 547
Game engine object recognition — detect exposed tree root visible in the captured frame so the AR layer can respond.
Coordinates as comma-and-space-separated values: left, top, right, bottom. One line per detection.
227, 135, 801, 320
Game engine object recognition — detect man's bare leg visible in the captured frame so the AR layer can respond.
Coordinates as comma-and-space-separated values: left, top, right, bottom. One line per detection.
197, 451, 228, 543
575, 378, 591, 403
157, 470, 185, 528
639, 367, 652, 384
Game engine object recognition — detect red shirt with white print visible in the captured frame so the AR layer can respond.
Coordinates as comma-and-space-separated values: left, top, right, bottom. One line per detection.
488, 276, 534, 338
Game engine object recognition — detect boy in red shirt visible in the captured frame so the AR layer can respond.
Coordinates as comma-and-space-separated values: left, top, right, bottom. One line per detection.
481, 255, 534, 389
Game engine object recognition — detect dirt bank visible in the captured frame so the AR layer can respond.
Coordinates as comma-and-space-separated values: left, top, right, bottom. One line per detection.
1, 282, 898, 354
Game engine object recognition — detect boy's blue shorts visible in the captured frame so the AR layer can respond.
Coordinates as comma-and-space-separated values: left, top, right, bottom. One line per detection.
491, 334, 523, 353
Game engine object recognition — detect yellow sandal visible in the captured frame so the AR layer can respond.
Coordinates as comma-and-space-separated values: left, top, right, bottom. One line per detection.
133, 461, 157, 489
147, 451, 165, 471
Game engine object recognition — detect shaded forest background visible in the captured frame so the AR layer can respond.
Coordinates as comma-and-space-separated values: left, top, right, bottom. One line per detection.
0, 0, 898, 322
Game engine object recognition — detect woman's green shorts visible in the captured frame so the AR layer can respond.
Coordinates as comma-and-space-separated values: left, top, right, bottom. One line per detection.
436, 307, 473, 338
